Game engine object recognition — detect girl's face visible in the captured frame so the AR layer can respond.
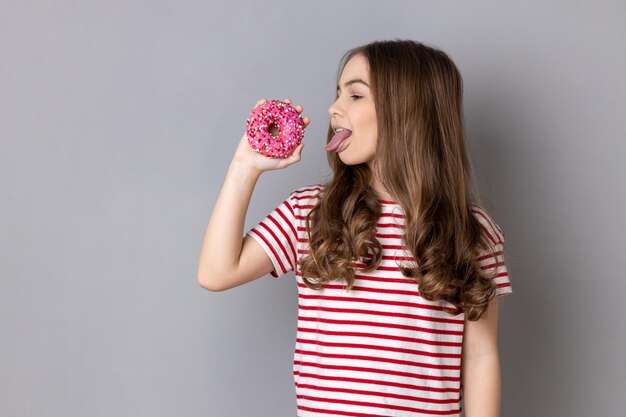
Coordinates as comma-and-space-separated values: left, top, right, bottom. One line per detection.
327, 54, 378, 166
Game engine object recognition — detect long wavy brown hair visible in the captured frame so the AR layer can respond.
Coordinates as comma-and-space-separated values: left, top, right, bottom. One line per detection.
298, 39, 505, 321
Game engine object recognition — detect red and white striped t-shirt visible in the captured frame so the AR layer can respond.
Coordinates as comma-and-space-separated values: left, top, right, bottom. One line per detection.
246, 184, 512, 417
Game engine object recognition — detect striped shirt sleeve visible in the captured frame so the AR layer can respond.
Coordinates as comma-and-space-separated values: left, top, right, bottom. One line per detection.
245, 191, 298, 279
472, 207, 513, 297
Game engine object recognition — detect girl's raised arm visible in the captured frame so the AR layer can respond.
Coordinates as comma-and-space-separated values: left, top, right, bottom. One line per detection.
196, 98, 307, 291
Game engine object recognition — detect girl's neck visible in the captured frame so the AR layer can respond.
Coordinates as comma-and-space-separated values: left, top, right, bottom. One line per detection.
370, 173, 394, 201
368, 158, 396, 202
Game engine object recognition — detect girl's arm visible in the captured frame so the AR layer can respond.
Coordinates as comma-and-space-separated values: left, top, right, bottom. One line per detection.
460, 296, 502, 417
196, 158, 265, 291
196, 98, 307, 291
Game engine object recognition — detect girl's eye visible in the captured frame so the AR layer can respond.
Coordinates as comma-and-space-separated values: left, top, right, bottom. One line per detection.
350, 95, 362, 100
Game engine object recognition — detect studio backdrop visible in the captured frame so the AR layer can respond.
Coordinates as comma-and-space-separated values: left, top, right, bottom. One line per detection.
1, 1, 624, 416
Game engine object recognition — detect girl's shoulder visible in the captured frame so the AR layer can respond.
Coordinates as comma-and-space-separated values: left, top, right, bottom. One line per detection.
469, 203, 506, 245
290, 183, 325, 196
287, 183, 325, 209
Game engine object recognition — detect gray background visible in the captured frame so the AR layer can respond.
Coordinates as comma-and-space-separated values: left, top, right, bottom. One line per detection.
1, 0, 624, 416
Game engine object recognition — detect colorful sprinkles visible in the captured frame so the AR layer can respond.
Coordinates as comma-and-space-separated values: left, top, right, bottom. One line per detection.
245, 99, 305, 158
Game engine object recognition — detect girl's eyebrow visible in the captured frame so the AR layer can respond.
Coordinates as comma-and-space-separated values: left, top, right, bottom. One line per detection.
337, 79, 370, 91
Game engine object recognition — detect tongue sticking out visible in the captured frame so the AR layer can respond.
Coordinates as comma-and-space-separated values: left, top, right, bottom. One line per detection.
325, 130, 352, 152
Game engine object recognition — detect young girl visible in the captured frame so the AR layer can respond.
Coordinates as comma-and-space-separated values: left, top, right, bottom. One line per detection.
198, 39, 513, 417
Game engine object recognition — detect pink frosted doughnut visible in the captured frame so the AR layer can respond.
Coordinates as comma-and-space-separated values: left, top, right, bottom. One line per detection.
245, 99, 305, 158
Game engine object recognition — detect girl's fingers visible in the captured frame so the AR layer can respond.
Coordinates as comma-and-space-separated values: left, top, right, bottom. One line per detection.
290, 144, 304, 162
287, 101, 308, 125
254, 98, 267, 109
282, 99, 304, 115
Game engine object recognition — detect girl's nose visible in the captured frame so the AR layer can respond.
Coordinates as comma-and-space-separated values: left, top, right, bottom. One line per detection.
328, 100, 341, 118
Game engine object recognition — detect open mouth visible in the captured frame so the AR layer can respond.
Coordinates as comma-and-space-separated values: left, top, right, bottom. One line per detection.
326, 129, 352, 152
336, 138, 350, 152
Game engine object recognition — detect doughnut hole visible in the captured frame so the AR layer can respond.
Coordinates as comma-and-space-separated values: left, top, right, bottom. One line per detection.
268, 123, 280, 138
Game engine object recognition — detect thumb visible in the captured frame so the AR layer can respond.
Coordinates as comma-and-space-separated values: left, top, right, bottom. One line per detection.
287, 143, 304, 164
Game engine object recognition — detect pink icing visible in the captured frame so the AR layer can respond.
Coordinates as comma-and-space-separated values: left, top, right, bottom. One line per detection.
245, 99, 305, 158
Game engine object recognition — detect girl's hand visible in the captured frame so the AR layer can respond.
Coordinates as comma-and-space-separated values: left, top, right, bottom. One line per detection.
232, 98, 309, 174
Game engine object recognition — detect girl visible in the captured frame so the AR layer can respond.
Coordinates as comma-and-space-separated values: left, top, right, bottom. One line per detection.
198, 39, 513, 417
